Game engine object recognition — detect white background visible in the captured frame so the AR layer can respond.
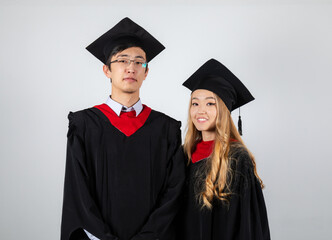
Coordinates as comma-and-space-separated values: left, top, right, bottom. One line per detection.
1, 0, 332, 239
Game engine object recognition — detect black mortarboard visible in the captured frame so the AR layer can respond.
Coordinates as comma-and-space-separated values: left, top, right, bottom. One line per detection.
86, 17, 165, 64
182, 58, 254, 112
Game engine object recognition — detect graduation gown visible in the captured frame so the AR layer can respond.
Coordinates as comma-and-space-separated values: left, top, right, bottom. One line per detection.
61, 106, 185, 240
178, 146, 271, 240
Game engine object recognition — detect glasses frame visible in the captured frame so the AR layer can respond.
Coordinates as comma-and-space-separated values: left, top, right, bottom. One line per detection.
109, 58, 148, 69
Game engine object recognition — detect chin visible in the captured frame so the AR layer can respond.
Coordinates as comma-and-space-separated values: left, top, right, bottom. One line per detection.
194, 124, 215, 133
123, 89, 138, 94
193, 125, 207, 132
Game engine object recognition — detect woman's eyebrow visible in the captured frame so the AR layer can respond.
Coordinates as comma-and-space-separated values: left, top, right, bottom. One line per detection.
205, 97, 216, 100
191, 96, 215, 100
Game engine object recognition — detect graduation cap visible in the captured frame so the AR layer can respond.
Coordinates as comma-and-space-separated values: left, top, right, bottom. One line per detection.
86, 17, 165, 64
182, 58, 254, 135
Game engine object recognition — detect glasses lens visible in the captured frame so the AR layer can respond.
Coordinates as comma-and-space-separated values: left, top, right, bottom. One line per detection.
115, 58, 147, 69
117, 58, 130, 65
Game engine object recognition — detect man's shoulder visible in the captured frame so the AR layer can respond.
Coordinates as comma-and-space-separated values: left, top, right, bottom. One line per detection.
150, 108, 181, 128
67, 106, 102, 125
68, 107, 95, 119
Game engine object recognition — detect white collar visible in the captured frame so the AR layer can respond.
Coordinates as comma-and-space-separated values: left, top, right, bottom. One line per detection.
105, 96, 143, 117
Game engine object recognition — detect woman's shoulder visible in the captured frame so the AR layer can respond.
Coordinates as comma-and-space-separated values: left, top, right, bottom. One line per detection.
228, 143, 256, 193
229, 143, 253, 173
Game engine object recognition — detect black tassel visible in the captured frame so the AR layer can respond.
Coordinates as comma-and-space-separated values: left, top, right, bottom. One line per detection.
238, 116, 242, 136
238, 108, 242, 136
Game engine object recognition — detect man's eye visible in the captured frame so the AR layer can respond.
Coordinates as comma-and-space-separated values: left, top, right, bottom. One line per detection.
118, 60, 127, 63
135, 61, 144, 65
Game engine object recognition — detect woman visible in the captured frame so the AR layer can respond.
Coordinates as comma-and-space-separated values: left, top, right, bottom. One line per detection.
178, 59, 270, 240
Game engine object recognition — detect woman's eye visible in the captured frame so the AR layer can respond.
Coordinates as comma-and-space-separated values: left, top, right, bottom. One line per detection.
192, 103, 198, 106
207, 102, 216, 106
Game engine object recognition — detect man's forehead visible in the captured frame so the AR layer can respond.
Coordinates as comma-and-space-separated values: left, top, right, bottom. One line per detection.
114, 47, 146, 59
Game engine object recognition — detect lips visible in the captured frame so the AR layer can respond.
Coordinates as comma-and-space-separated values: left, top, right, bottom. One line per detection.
123, 77, 137, 82
196, 118, 208, 123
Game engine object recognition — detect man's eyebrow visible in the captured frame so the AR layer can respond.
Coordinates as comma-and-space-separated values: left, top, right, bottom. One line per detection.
117, 54, 145, 60
134, 56, 145, 59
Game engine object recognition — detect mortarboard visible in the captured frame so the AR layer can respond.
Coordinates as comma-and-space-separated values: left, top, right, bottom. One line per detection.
86, 17, 165, 64
183, 58, 255, 135
183, 58, 254, 112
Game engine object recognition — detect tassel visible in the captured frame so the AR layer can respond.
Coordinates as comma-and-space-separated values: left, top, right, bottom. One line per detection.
238, 108, 242, 136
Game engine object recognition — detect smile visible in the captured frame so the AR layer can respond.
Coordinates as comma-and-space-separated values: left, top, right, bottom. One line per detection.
197, 118, 208, 123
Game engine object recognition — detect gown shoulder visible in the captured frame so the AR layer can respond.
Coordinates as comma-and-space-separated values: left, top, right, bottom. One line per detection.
150, 109, 181, 128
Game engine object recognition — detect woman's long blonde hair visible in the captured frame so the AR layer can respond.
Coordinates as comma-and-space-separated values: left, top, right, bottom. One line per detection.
183, 92, 264, 209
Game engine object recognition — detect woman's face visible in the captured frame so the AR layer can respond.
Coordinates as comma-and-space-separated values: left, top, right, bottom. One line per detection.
190, 89, 217, 140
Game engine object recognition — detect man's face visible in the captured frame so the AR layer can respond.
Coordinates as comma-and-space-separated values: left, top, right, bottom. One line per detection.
103, 47, 148, 95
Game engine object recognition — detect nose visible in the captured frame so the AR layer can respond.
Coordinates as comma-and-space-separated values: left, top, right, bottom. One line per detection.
197, 105, 206, 114
126, 62, 135, 73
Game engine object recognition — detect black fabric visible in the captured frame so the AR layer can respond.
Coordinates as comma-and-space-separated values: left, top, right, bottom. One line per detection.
182, 59, 254, 111
61, 107, 185, 240
177, 146, 270, 240
86, 17, 165, 64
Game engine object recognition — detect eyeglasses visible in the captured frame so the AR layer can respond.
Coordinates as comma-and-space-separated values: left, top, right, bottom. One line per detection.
110, 58, 148, 69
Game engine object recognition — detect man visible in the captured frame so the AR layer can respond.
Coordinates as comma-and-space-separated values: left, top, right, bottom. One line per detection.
61, 17, 185, 240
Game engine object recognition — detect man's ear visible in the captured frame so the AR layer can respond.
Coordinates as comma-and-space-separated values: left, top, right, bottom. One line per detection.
103, 65, 112, 78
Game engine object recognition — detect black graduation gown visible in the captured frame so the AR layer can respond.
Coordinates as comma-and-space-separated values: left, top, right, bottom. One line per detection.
178, 147, 271, 240
61, 107, 185, 240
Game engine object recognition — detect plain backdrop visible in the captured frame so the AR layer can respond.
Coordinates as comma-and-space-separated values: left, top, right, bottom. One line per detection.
1, 0, 332, 239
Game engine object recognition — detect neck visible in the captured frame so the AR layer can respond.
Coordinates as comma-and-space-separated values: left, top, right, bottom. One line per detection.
201, 131, 216, 142
111, 91, 140, 107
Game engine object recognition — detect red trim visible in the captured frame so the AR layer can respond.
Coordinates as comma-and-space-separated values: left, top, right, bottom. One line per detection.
192, 140, 215, 163
192, 139, 239, 163
94, 103, 152, 137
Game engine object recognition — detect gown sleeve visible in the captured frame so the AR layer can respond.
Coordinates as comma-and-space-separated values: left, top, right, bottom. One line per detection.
61, 112, 120, 240
212, 150, 271, 240
130, 120, 186, 240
